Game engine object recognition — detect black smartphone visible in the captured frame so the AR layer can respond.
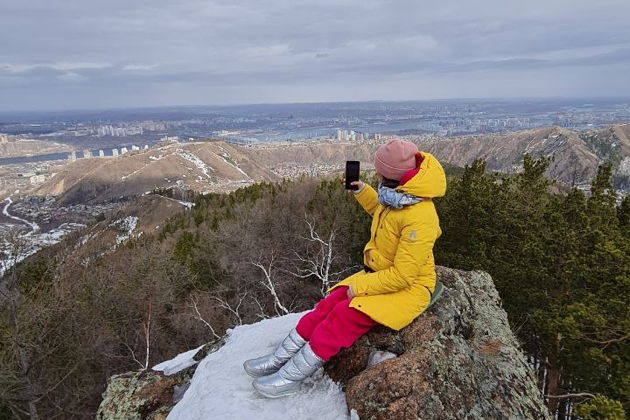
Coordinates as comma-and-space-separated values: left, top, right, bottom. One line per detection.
345, 161, 360, 190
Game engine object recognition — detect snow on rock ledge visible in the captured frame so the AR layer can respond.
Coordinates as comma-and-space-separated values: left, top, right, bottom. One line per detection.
97, 313, 348, 420
168, 312, 348, 420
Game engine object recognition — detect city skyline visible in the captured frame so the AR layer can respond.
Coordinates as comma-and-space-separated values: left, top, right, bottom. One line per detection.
2, 0, 630, 111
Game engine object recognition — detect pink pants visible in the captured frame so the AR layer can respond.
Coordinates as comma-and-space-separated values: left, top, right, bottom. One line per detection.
295, 286, 379, 361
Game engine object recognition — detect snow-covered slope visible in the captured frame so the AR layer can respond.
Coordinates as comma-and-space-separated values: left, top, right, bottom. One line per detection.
158, 312, 351, 420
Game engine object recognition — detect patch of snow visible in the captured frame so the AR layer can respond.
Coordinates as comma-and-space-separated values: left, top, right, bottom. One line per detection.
219, 152, 250, 179
367, 350, 397, 367
37, 223, 86, 246
618, 156, 630, 176
1, 221, 86, 277
109, 216, 139, 245
153, 345, 206, 376
167, 312, 350, 420
177, 201, 194, 209
175, 149, 214, 179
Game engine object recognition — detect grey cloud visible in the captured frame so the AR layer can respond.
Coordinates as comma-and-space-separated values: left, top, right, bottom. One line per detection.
1, 0, 629, 111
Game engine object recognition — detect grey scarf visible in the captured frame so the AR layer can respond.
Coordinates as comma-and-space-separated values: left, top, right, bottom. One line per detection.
377, 184, 422, 209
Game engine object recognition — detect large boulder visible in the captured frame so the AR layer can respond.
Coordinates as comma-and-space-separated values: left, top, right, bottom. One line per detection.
324, 266, 550, 419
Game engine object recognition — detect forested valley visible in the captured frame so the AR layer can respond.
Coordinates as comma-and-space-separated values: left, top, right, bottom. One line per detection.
1, 156, 628, 419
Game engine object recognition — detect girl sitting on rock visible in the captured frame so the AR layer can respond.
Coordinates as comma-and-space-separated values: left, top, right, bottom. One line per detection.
244, 138, 447, 398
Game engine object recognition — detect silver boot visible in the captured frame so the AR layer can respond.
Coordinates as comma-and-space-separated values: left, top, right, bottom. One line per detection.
252, 342, 325, 398
243, 328, 307, 378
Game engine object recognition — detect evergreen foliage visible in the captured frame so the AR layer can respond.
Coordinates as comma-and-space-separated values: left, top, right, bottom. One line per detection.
435, 156, 629, 416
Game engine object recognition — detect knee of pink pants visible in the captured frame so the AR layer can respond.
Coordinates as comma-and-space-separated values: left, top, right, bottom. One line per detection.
296, 286, 349, 340
308, 299, 378, 361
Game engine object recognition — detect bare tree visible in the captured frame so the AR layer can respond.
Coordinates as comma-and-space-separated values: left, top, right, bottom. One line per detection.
251, 251, 289, 316
284, 215, 359, 296
210, 291, 247, 326
0, 229, 43, 419
187, 295, 222, 340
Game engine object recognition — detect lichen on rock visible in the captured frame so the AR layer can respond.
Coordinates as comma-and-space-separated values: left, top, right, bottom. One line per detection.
96, 340, 223, 420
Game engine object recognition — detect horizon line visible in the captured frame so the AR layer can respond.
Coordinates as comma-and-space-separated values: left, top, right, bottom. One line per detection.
1, 95, 630, 117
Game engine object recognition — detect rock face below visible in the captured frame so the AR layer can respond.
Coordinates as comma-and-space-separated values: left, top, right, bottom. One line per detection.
325, 266, 550, 420
96, 341, 222, 420
96, 370, 188, 420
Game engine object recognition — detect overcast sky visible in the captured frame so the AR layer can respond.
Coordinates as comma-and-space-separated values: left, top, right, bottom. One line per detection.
1, 0, 630, 111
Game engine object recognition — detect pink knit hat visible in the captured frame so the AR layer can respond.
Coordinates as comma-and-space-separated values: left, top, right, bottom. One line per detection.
374, 139, 419, 180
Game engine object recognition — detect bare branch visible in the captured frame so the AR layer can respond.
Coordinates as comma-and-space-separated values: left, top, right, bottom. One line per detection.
251, 295, 270, 320
142, 297, 152, 370
251, 251, 289, 315
123, 343, 144, 370
286, 216, 343, 296
210, 292, 248, 326
188, 296, 221, 340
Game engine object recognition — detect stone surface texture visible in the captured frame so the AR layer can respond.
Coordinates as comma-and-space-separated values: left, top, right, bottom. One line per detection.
325, 266, 550, 420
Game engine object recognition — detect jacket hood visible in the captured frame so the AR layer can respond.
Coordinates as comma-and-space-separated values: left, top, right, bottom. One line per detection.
395, 152, 447, 198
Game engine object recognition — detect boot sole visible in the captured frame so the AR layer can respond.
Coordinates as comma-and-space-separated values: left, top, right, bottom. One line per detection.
252, 381, 301, 399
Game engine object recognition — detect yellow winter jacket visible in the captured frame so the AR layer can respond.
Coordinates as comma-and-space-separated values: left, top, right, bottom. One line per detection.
327, 152, 446, 330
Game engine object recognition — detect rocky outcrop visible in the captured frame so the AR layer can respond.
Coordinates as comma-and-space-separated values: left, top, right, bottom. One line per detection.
97, 267, 550, 419
96, 341, 223, 420
325, 266, 550, 419
96, 370, 189, 420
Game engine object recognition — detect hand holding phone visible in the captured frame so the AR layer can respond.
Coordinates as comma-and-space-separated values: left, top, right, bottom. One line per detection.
345, 161, 360, 190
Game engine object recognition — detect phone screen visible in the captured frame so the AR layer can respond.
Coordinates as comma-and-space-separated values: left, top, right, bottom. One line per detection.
345, 161, 360, 190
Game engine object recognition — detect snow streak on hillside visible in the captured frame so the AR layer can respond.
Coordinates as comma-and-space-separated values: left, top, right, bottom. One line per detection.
175, 149, 214, 179
157, 312, 351, 420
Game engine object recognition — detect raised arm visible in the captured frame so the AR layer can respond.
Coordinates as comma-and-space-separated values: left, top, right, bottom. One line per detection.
353, 183, 379, 217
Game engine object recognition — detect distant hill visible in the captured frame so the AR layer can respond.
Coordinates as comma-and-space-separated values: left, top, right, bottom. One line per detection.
33, 140, 381, 205
35, 141, 280, 205
0, 137, 70, 158
406, 125, 630, 191
34, 125, 630, 205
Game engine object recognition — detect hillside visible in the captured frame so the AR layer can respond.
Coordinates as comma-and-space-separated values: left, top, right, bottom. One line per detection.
0, 137, 70, 158
32, 139, 383, 205
31, 125, 630, 207
34, 140, 280, 205
408, 127, 596, 188
1, 165, 627, 419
